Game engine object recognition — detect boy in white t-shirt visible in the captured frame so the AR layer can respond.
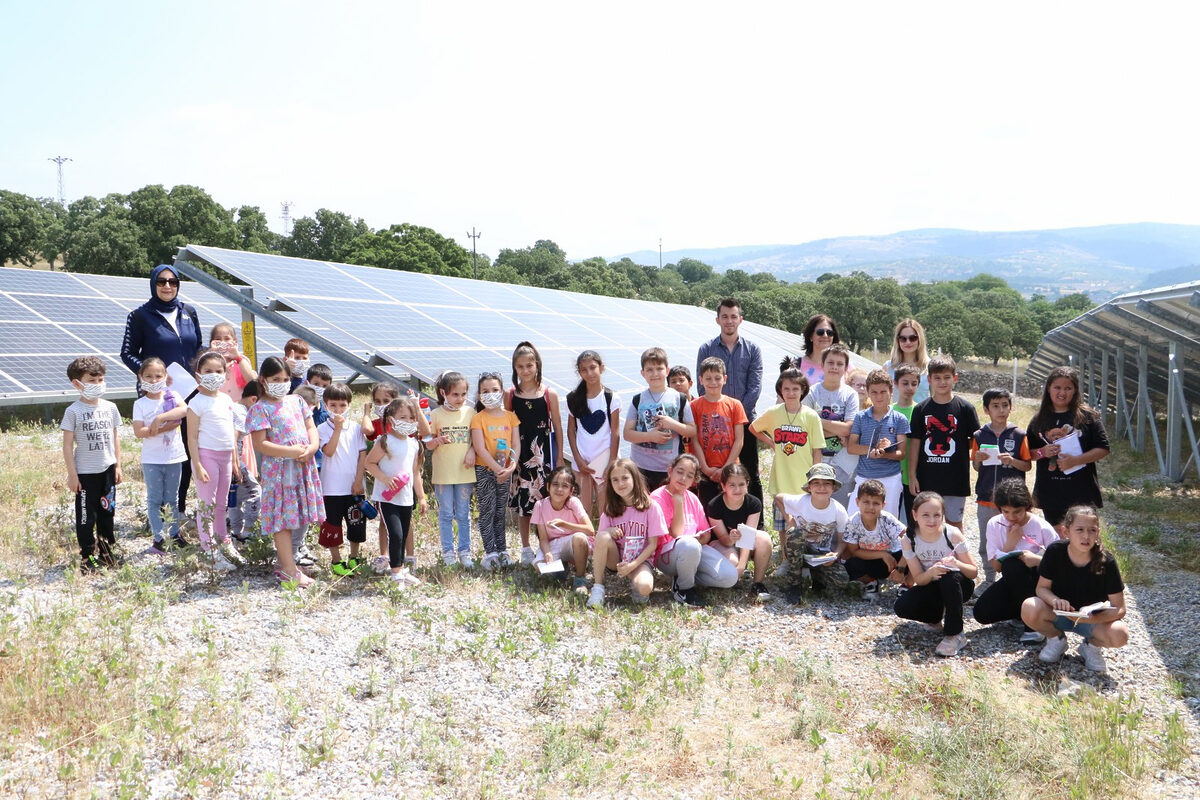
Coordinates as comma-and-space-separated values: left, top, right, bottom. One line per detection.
803, 343, 859, 508
317, 383, 368, 576
841, 479, 907, 599
778, 463, 848, 601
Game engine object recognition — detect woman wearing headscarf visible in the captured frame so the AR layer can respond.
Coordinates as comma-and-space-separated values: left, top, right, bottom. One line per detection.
121, 264, 204, 515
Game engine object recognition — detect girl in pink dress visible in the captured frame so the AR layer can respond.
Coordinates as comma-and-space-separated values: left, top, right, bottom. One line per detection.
248, 357, 325, 587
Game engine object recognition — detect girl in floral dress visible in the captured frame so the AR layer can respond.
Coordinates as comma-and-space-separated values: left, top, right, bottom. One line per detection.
248, 356, 325, 587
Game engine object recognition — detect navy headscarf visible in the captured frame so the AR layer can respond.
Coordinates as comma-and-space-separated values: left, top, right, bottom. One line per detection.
149, 264, 182, 313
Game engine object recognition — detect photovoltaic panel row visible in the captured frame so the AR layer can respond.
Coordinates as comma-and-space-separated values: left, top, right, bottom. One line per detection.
0, 267, 348, 401
179, 245, 828, 418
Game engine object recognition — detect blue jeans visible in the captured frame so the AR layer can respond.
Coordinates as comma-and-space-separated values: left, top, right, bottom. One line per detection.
435, 483, 473, 553
143, 461, 183, 539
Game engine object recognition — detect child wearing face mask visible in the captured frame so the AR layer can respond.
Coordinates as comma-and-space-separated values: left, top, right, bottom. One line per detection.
132, 357, 189, 554
61, 356, 123, 572
471, 371, 520, 570
283, 338, 311, 393
365, 398, 427, 584
248, 357, 326, 587
187, 350, 243, 572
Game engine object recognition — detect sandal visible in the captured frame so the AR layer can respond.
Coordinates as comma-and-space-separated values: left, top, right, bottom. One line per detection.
274, 569, 313, 588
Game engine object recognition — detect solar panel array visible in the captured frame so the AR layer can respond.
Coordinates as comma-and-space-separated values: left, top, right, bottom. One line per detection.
179, 245, 875, 418
0, 267, 342, 404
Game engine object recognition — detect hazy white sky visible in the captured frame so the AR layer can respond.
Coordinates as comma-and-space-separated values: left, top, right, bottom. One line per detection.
2, 1, 1196, 260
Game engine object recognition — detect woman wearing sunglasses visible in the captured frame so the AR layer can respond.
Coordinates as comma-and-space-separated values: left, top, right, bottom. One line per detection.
884, 318, 930, 404
796, 315, 841, 386
121, 264, 204, 515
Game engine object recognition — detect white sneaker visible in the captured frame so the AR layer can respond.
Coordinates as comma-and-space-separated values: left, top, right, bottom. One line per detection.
371, 555, 390, 575
458, 551, 475, 569
772, 560, 789, 578
521, 547, 537, 565
935, 633, 968, 657
1078, 641, 1108, 673
210, 549, 236, 573
1019, 630, 1047, 644
388, 571, 408, 587
498, 552, 516, 568
219, 540, 245, 566
442, 550, 458, 567
481, 553, 499, 571
398, 568, 421, 587
404, 555, 416, 568
1039, 635, 1069, 664
587, 584, 606, 608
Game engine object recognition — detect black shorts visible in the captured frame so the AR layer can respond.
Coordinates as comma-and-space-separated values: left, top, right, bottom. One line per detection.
323, 495, 368, 544
637, 468, 668, 492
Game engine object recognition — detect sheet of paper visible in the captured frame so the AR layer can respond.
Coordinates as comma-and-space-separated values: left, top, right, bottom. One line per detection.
736, 523, 758, 549
979, 444, 1001, 466
166, 362, 198, 398
536, 559, 564, 574
1055, 431, 1085, 475
587, 452, 610, 485
803, 553, 838, 567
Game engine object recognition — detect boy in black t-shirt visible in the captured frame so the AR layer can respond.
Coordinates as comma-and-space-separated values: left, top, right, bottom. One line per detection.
906, 355, 980, 532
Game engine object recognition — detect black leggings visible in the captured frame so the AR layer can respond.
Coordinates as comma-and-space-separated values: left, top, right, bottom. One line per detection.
894, 573, 976, 636
973, 558, 1039, 629
75, 465, 116, 559
845, 551, 903, 582
379, 502, 413, 569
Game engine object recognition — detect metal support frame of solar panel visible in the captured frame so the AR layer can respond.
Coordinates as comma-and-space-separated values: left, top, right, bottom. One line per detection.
0, 266, 344, 407
176, 245, 877, 425
1026, 279, 1200, 481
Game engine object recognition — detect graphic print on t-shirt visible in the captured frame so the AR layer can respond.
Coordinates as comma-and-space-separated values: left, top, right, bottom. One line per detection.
922, 413, 958, 462
635, 395, 683, 455
615, 519, 649, 562
580, 408, 607, 435
697, 410, 733, 461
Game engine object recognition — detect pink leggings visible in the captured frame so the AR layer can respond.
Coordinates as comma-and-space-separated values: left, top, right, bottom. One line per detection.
195, 448, 233, 549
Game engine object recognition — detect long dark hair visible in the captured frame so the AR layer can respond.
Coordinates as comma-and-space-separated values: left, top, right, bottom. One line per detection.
802, 314, 840, 357
1029, 366, 1097, 441
435, 371, 467, 405
567, 350, 605, 419
511, 341, 543, 390
906, 491, 945, 542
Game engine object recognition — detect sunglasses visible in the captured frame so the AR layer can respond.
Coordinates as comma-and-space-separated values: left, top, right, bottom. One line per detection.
813, 328, 835, 337
898, 334, 919, 343
478, 371, 501, 380
155, 278, 180, 287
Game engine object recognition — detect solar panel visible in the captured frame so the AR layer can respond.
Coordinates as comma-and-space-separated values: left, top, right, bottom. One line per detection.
177, 245, 875, 425
0, 267, 349, 404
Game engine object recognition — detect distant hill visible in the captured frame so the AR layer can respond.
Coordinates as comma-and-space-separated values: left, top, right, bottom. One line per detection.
617, 223, 1200, 300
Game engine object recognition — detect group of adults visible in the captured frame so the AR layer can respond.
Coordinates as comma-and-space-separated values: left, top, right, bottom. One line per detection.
118, 264, 1107, 526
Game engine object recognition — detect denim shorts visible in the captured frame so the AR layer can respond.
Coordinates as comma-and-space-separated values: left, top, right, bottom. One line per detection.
1053, 614, 1096, 639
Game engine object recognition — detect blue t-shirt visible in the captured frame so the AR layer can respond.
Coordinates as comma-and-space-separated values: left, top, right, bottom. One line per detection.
850, 407, 910, 478
627, 388, 694, 473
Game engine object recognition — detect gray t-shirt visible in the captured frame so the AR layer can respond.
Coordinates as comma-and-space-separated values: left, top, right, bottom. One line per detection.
626, 388, 695, 473
61, 399, 120, 474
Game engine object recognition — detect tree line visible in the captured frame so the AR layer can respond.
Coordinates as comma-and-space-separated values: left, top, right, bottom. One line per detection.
1, 185, 1093, 364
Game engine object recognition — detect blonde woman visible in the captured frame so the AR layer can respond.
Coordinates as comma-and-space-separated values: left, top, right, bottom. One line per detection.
883, 318, 929, 404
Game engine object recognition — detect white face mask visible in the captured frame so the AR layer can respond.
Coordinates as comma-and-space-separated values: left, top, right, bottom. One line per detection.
311, 385, 325, 400
480, 391, 503, 409
78, 381, 106, 400
392, 419, 418, 436
142, 379, 167, 394
374, 403, 390, 417
199, 373, 225, 391
442, 401, 460, 412
289, 359, 309, 377
265, 381, 290, 398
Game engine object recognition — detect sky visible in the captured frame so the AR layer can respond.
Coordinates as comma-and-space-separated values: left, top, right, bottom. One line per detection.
2, 1, 1197, 261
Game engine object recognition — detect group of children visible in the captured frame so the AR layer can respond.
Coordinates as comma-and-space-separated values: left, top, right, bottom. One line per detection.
61, 315, 1129, 671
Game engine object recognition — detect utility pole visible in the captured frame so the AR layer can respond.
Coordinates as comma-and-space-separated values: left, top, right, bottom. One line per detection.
658, 238, 663, 270
48, 156, 71, 205
467, 227, 482, 280
280, 201, 294, 236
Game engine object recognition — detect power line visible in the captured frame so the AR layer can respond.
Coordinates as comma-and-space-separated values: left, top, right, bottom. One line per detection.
47, 156, 71, 205
467, 227, 482, 280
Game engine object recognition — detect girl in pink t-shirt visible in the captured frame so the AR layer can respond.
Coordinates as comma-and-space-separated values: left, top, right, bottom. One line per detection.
587, 458, 665, 609
530, 466, 595, 592
651, 454, 740, 607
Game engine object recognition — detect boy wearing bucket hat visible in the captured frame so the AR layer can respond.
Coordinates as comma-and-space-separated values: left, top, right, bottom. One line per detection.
777, 462, 848, 601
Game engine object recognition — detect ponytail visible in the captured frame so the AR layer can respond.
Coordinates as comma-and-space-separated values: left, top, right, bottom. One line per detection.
1063, 505, 1106, 575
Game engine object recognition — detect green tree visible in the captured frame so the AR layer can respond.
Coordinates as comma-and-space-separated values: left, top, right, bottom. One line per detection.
283, 208, 371, 262
64, 214, 147, 276
346, 223, 472, 277
494, 240, 570, 289
0, 190, 55, 266
968, 311, 1015, 366
676, 257, 714, 284
918, 300, 973, 360
234, 206, 280, 253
